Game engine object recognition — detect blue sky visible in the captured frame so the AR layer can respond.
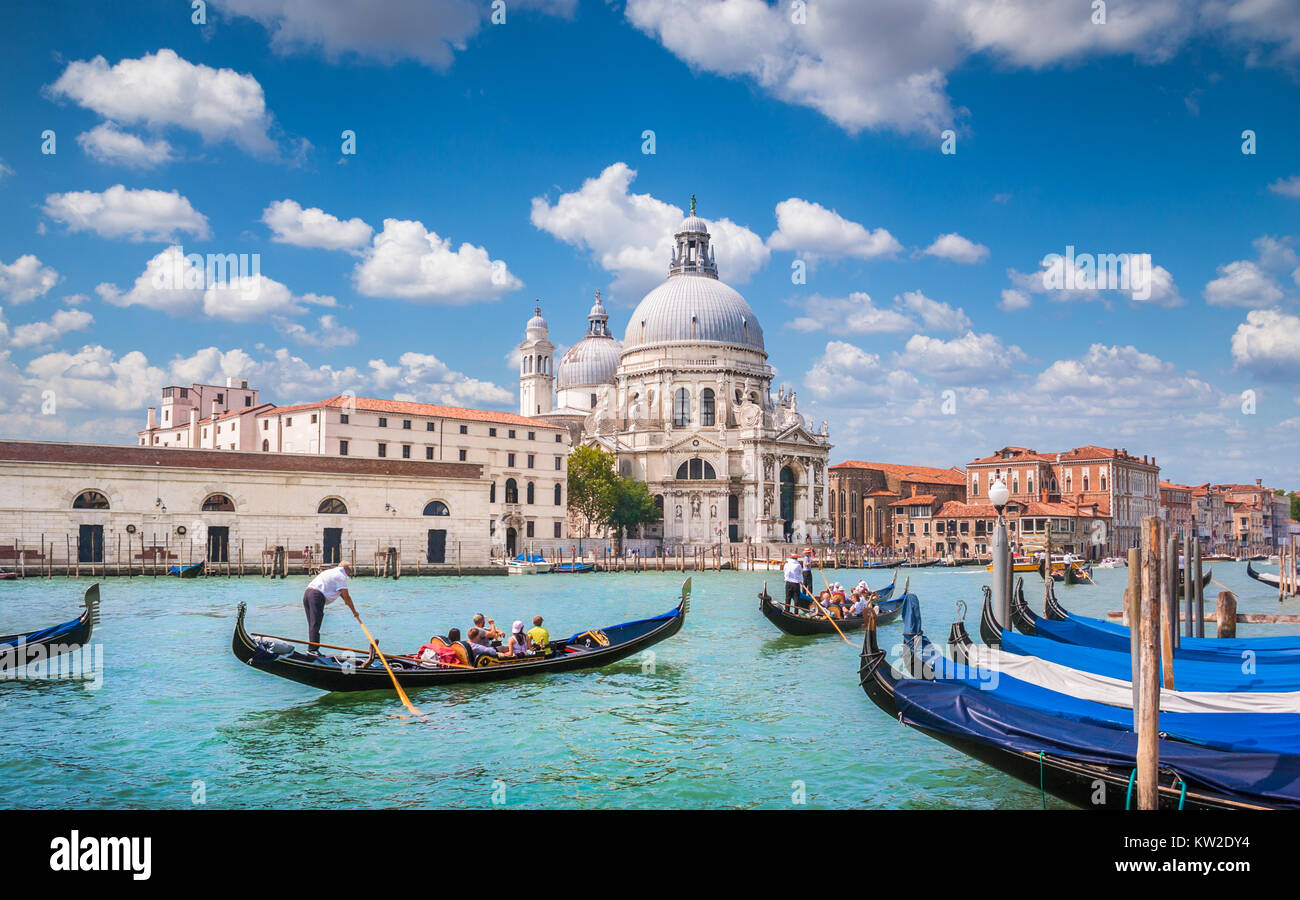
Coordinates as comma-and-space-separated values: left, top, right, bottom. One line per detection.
1, 0, 1298, 485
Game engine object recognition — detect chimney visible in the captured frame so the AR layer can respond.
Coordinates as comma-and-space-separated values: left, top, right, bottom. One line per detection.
1256, 478, 1263, 487
147, 407, 156, 429
226, 376, 237, 388
210, 399, 219, 420
911, 484, 917, 497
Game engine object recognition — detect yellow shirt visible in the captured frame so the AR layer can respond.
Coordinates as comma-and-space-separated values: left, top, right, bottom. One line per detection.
527, 626, 549, 647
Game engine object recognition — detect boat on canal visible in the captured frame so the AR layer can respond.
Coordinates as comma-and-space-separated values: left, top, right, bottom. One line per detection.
232, 580, 690, 692
168, 561, 204, 578
758, 572, 902, 636
1, 584, 100, 669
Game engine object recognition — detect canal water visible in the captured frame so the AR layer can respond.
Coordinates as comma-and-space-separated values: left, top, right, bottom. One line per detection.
0, 563, 1283, 809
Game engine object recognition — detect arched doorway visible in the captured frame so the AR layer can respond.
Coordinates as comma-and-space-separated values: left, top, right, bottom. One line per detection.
779, 466, 795, 539
506, 527, 518, 557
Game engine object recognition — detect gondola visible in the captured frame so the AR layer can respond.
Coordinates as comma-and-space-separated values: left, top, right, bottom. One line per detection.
857, 599, 1300, 809
1, 584, 100, 669
862, 560, 901, 569
758, 573, 901, 636
1063, 563, 1093, 585
232, 580, 690, 692
899, 559, 937, 568
168, 561, 204, 578
552, 562, 595, 573
1247, 561, 1281, 588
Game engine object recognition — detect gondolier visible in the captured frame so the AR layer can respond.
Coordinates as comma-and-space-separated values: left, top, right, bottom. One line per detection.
303, 562, 356, 653
801, 547, 814, 595
783, 553, 805, 611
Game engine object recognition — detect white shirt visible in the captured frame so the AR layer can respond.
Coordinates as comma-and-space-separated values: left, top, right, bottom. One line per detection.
308, 566, 349, 603
783, 559, 803, 583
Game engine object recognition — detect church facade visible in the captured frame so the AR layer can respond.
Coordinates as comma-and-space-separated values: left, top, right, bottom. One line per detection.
519, 206, 832, 546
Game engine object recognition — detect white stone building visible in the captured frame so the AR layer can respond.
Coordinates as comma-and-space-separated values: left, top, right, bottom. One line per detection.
519, 207, 832, 545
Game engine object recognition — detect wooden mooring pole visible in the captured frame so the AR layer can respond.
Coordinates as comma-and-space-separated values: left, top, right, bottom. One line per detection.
1137, 515, 1162, 810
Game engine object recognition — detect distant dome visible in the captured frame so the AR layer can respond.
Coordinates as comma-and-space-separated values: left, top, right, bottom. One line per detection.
557, 337, 621, 389
677, 215, 709, 234
623, 275, 764, 353
525, 304, 548, 339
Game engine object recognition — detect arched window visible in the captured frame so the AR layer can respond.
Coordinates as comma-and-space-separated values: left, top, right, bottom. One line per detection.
554, 483, 563, 505
202, 493, 235, 512
317, 497, 347, 514
526, 482, 535, 504
701, 388, 715, 426
728, 494, 739, 519
72, 490, 110, 510
675, 458, 716, 480
262, 439, 269, 451
423, 501, 450, 516
673, 388, 691, 427
505, 478, 519, 503
489, 481, 497, 503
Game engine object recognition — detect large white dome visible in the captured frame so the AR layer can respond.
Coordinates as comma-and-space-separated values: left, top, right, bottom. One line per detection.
622, 274, 765, 353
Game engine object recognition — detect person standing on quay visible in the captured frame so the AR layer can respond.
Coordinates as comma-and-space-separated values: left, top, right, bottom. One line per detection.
783, 553, 805, 612
303, 562, 356, 653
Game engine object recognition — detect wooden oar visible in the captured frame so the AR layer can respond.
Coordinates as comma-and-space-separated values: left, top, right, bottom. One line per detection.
351, 609, 427, 718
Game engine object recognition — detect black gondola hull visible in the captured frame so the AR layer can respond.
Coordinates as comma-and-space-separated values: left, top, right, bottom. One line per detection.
758, 579, 900, 636
232, 595, 688, 692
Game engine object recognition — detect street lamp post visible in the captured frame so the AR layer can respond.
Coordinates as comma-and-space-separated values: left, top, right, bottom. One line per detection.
989, 477, 1012, 629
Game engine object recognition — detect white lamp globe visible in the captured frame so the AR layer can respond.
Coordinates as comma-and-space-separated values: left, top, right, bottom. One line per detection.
989, 478, 1010, 511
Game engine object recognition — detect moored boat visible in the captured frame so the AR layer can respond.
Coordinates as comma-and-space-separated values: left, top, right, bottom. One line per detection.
233, 580, 690, 692
552, 561, 595, 573
1248, 561, 1281, 588
168, 561, 204, 578
1, 584, 100, 671
506, 553, 552, 575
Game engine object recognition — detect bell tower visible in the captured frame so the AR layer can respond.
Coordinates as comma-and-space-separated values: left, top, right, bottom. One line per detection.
519, 303, 554, 417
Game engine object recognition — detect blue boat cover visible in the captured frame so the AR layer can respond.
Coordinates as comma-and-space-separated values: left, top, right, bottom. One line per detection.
889, 673, 1300, 807
901, 592, 922, 637
512, 553, 548, 563
1000, 630, 1300, 692
1035, 609, 1300, 661
921, 652, 1300, 756
0, 614, 83, 649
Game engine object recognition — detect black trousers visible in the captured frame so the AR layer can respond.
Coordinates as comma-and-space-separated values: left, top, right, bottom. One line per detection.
802, 570, 813, 592
303, 588, 326, 650
784, 581, 802, 608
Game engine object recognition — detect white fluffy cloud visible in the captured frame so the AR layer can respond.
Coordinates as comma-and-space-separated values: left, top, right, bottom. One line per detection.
625, 0, 1297, 135
900, 331, 1026, 383
1007, 251, 1182, 306
1230, 308, 1300, 378
922, 232, 989, 264
767, 198, 901, 261
530, 162, 769, 299
262, 199, 373, 251
202, 275, 335, 323
214, 0, 576, 69
1204, 260, 1285, 308
43, 185, 210, 242
8, 309, 94, 349
786, 289, 969, 335
274, 313, 359, 349
803, 340, 922, 402
353, 218, 522, 304
370, 351, 514, 407
48, 49, 276, 155
0, 255, 60, 304
998, 288, 1032, 312
76, 123, 175, 169
96, 246, 205, 314
1269, 175, 1300, 198
1033, 343, 1218, 411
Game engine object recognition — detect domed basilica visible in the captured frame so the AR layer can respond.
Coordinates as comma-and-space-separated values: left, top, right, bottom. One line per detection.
518, 204, 832, 545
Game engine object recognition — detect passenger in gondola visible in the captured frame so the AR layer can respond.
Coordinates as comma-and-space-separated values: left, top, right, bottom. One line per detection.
466, 627, 499, 660
506, 620, 531, 657
472, 613, 504, 645
527, 616, 549, 650
849, 592, 871, 618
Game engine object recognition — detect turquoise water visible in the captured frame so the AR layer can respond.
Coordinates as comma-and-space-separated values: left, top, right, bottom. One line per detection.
0, 563, 1284, 810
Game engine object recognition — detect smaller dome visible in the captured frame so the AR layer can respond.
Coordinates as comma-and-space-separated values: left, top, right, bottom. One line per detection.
677, 216, 709, 234
525, 304, 548, 338
557, 336, 621, 390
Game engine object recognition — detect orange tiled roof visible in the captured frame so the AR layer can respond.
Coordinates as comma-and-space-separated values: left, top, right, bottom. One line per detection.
267, 396, 563, 429
967, 447, 1056, 465
890, 494, 939, 507
935, 499, 1103, 518
831, 461, 966, 485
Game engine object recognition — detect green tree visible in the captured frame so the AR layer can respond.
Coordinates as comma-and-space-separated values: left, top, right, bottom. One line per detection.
566, 445, 617, 537
606, 478, 662, 554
